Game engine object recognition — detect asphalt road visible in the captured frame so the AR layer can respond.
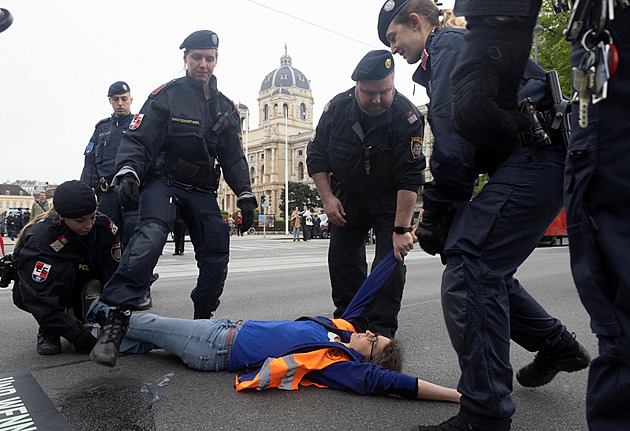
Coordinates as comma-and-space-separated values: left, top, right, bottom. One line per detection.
0, 235, 595, 431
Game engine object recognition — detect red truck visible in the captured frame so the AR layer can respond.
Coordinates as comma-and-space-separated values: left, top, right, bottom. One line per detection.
540, 208, 568, 246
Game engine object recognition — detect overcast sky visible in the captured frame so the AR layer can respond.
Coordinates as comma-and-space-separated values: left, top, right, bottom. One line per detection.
0, 0, 454, 185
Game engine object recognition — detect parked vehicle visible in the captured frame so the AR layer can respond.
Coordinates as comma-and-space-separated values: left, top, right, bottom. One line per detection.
539, 209, 568, 246
319, 213, 329, 239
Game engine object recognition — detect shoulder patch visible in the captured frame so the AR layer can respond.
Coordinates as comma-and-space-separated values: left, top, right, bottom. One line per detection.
324, 100, 332, 113
129, 114, 144, 130
405, 109, 419, 125
94, 118, 108, 128
32, 261, 52, 282
151, 83, 167, 95
108, 220, 118, 235
49, 235, 69, 252
84, 142, 95, 154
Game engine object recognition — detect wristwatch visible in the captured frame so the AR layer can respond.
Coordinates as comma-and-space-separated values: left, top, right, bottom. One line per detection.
393, 226, 410, 234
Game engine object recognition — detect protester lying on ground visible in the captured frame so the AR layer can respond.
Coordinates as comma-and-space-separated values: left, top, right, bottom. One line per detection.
88, 252, 460, 402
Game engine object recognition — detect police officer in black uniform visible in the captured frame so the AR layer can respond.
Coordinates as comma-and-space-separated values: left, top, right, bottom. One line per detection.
90, 30, 257, 367
81, 81, 138, 249
12, 180, 121, 356
378, 2, 590, 430
307, 50, 426, 339
451, 1, 630, 429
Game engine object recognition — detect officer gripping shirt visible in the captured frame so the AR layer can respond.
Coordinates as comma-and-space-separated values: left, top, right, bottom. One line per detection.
307, 50, 425, 338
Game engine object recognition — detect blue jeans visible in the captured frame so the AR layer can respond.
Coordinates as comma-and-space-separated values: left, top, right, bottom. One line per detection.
90, 301, 237, 371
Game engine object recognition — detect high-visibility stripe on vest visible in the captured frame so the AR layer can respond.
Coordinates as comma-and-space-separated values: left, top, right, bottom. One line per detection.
235, 347, 352, 391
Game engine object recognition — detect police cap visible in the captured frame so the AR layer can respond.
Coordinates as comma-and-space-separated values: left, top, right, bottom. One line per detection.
107, 81, 130, 97
378, 0, 411, 46
351, 50, 395, 82
53, 180, 97, 219
179, 30, 219, 50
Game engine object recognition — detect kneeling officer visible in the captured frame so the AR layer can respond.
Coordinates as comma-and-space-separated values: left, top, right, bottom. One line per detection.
12, 180, 121, 355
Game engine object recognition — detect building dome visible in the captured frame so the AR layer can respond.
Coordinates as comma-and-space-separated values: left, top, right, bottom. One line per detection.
260, 46, 310, 92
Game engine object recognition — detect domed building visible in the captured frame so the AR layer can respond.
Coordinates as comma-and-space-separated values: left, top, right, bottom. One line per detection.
218, 47, 316, 222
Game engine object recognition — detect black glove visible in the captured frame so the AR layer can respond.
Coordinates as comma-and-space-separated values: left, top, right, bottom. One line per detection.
415, 209, 453, 257
237, 194, 257, 231
71, 328, 97, 353
118, 173, 140, 210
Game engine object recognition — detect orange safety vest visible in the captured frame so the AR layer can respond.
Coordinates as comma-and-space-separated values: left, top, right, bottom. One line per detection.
235, 318, 356, 392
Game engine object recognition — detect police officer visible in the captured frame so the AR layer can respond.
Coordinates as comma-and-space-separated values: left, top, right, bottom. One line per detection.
80, 81, 138, 249
90, 30, 257, 367
12, 180, 120, 355
307, 50, 426, 339
378, 1, 590, 429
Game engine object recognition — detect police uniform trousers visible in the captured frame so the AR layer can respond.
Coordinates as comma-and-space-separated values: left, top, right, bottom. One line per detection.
100, 177, 229, 314
97, 188, 139, 249
441, 143, 568, 430
566, 11, 630, 429
329, 190, 405, 339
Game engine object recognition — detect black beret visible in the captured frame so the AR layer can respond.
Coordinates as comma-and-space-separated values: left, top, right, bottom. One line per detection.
378, 0, 411, 46
351, 50, 395, 82
0, 8, 13, 33
53, 180, 97, 219
180, 30, 219, 50
107, 81, 130, 97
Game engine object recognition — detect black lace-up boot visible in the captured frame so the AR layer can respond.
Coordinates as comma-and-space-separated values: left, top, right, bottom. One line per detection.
89, 306, 131, 367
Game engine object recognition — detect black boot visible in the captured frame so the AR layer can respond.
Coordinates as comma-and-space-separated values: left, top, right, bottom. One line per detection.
412, 414, 478, 431
516, 332, 591, 387
36, 329, 61, 355
89, 306, 131, 367
137, 288, 153, 311
193, 306, 213, 320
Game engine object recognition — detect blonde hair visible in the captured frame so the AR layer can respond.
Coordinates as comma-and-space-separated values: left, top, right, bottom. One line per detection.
392, 1, 466, 30
442, 9, 467, 29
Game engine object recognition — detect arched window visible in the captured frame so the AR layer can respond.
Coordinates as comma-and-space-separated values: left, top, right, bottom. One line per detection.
298, 162, 304, 180
263, 104, 269, 121
250, 167, 256, 184
300, 103, 306, 120
283, 103, 288, 118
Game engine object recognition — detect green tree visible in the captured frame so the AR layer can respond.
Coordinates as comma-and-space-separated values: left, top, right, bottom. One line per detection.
531, 3, 573, 95
279, 181, 322, 217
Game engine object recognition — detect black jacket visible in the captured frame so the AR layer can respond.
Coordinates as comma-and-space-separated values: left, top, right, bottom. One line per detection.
412, 27, 550, 214
81, 113, 134, 186
115, 74, 252, 195
307, 88, 426, 197
12, 213, 120, 340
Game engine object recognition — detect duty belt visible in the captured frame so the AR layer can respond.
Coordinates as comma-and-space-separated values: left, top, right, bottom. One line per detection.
164, 176, 217, 195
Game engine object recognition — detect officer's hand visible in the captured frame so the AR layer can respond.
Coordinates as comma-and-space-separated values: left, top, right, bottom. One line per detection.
237, 193, 258, 230
323, 196, 346, 227
415, 210, 450, 257
392, 231, 414, 261
118, 173, 140, 210
71, 329, 97, 353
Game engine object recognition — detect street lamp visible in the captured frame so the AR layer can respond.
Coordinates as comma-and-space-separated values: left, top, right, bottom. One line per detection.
533, 21, 544, 64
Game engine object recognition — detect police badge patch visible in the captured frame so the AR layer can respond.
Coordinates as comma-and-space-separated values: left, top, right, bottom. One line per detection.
111, 243, 122, 262
84, 142, 94, 154
32, 261, 51, 282
411, 137, 422, 159
129, 114, 144, 130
